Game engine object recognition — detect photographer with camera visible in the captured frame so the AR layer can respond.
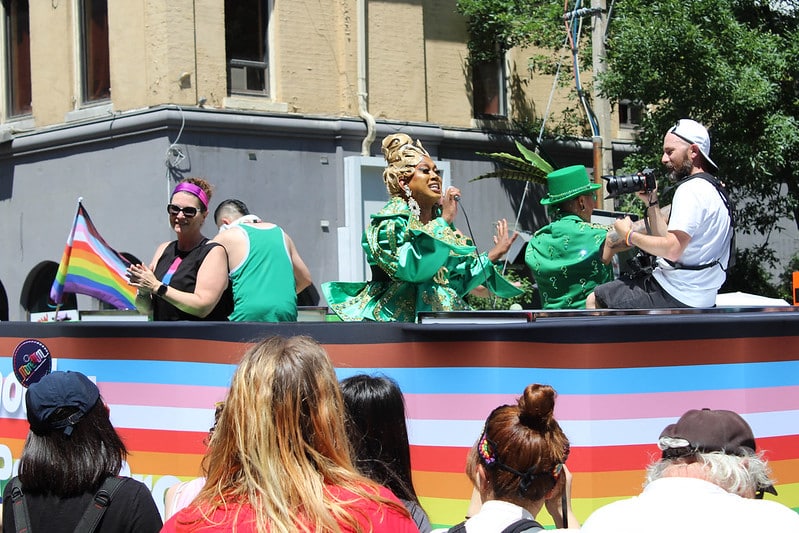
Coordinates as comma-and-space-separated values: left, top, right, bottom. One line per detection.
586, 119, 734, 309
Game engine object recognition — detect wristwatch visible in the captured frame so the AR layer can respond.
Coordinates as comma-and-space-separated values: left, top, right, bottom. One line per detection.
156, 284, 168, 297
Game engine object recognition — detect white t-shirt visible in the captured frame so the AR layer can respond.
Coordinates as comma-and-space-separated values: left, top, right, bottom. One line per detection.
653, 176, 733, 307
462, 499, 538, 532
581, 477, 799, 533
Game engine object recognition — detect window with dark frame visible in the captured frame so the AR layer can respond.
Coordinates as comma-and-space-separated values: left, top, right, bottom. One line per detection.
4, 0, 31, 117
80, 0, 110, 103
472, 57, 506, 119
225, 0, 269, 96
619, 99, 642, 129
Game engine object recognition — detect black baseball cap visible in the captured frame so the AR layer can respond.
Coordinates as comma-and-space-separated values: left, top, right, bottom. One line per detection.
26, 371, 100, 436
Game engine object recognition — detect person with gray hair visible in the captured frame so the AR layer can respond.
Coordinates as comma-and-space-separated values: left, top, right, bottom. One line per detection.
581, 408, 799, 532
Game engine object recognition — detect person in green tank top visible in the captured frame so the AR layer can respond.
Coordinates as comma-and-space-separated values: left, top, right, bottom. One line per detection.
212, 200, 312, 321
525, 165, 618, 309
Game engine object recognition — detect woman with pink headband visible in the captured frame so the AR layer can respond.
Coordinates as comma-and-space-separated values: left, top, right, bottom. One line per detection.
126, 177, 232, 320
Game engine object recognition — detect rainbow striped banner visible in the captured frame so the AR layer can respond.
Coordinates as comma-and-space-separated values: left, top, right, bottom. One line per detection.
1, 317, 798, 526
49, 201, 136, 310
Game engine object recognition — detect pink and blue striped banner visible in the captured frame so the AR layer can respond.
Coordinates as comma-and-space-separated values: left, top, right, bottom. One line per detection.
1, 315, 797, 526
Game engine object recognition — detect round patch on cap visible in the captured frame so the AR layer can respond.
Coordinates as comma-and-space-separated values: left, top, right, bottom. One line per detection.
13, 339, 52, 388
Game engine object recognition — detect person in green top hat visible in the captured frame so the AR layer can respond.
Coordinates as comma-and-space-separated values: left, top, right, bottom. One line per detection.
525, 165, 617, 309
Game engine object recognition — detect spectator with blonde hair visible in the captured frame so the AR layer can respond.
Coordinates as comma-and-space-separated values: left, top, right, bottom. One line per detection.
161, 335, 418, 532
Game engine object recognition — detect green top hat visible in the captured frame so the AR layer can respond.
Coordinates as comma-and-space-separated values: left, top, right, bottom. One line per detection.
540, 165, 601, 205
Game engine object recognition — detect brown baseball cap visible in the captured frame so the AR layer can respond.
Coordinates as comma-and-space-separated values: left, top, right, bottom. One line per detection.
659, 408, 755, 457
658, 408, 777, 496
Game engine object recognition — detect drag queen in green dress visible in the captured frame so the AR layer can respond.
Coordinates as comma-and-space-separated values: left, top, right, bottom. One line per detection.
323, 133, 522, 322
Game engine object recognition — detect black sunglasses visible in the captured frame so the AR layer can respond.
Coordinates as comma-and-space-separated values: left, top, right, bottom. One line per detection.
167, 204, 199, 217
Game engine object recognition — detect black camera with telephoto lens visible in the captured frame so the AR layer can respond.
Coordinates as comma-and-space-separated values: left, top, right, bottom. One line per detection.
603, 168, 657, 198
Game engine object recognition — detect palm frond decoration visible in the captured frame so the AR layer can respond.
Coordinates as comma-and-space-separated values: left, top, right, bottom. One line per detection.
471, 140, 555, 185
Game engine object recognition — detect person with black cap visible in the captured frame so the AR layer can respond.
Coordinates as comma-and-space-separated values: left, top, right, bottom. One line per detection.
587, 119, 735, 309
581, 408, 799, 532
1, 371, 162, 532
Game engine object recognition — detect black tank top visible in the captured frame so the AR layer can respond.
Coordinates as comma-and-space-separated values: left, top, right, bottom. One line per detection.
152, 239, 233, 321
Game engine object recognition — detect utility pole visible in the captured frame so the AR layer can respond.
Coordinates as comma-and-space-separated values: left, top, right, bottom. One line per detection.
591, 0, 612, 209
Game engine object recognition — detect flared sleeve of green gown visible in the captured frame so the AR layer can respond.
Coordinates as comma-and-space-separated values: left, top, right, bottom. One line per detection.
322, 197, 523, 322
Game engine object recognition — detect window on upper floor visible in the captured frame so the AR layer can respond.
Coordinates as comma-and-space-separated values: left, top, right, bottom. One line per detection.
619, 99, 642, 129
80, 0, 110, 103
225, 0, 269, 96
3, 0, 31, 117
472, 57, 507, 119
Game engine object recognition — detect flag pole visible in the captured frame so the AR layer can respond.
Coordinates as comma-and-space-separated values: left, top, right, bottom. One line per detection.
54, 197, 83, 321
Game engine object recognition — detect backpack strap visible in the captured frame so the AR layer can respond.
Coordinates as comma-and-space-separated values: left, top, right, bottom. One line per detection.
447, 520, 467, 533
501, 518, 545, 533
73, 476, 127, 533
9, 477, 33, 533
663, 172, 736, 272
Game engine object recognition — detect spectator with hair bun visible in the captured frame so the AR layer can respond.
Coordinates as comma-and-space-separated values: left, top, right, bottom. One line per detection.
450, 383, 578, 532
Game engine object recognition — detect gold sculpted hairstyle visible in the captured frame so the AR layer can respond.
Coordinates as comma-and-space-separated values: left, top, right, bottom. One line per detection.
381, 133, 431, 196
466, 384, 570, 507
188, 335, 407, 533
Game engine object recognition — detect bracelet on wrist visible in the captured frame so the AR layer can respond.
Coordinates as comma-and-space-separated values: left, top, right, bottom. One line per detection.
649, 199, 659, 207
625, 229, 635, 247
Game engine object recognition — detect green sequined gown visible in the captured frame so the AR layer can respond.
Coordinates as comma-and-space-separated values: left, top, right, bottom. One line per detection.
322, 197, 523, 322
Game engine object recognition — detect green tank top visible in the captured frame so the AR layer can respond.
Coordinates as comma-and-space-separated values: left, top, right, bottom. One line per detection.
228, 224, 297, 321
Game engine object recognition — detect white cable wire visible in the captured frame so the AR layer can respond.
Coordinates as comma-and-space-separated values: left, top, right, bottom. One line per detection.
165, 105, 187, 202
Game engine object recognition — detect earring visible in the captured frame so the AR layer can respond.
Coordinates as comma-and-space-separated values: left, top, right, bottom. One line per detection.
403, 184, 421, 219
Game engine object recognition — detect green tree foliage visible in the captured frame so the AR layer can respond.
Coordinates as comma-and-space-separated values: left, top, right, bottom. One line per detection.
777, 251, 799, 302
464, 267, 540, 309
457, 0, 799, 290
721, 246, 782, 298
456, 0, 565, 62
599, 0, 799, 240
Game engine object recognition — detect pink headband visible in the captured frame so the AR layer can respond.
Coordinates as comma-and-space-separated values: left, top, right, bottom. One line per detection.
172, 182, 209, 210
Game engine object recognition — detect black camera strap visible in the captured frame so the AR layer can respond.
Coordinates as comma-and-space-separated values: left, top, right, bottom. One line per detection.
662, 172, 735, 272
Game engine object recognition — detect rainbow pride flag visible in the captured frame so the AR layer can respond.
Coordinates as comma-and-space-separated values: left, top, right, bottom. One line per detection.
49, 201, 137, 310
